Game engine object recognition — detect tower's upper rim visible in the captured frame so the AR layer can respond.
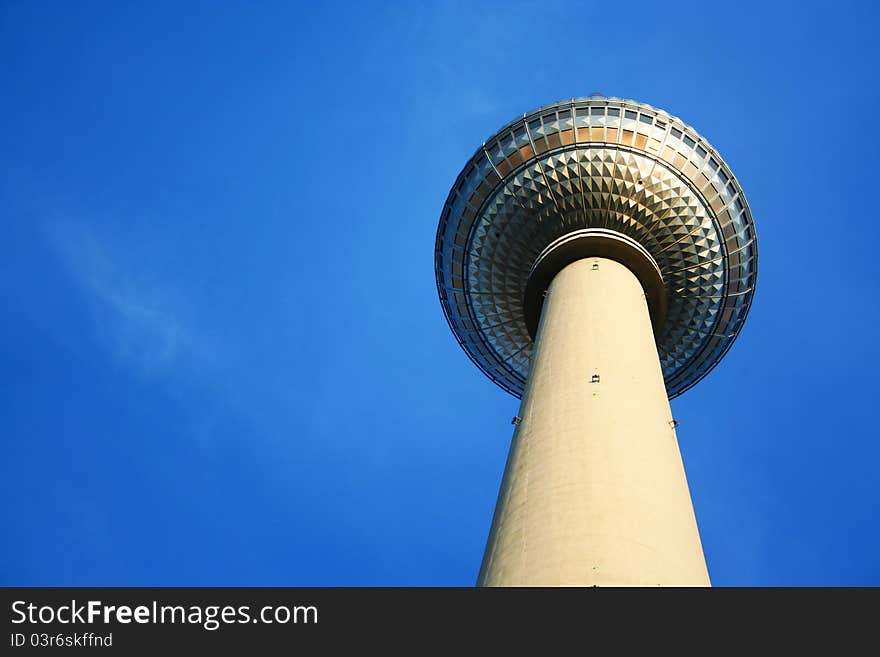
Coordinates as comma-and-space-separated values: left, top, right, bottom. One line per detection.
434, 97, 758, 399
483, 97, 696, 151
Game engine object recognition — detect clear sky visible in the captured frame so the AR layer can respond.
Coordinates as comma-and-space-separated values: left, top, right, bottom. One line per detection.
2, 0, 879, 586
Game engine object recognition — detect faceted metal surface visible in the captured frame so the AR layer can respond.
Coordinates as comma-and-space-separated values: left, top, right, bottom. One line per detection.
434, 97, 758, 399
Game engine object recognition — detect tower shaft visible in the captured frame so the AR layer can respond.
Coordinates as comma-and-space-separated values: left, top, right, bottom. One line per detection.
478, 258, 711, 586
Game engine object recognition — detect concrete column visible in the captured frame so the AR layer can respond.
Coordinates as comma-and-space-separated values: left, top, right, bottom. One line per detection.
478, 257, 710, 586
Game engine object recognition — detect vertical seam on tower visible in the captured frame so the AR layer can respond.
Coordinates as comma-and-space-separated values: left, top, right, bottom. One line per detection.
523, 119, 562, 218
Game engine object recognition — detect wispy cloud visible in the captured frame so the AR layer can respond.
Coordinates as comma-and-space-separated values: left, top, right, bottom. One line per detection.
44, 222, 187, 376
39, 219, 304, 455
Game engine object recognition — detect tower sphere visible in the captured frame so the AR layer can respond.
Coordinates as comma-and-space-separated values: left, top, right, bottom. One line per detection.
434, 96, 757, 398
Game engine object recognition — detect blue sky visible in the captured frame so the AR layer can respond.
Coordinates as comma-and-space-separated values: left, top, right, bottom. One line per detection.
2, 0, 878, 586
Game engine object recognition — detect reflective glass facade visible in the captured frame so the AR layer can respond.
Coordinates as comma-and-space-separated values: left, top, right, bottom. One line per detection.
435, 97, 758, 398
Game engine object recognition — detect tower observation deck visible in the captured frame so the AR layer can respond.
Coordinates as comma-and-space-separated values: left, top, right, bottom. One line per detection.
434, 97, 757, 586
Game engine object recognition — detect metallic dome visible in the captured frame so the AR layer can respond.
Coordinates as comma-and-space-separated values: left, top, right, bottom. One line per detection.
434, 97, 757, 399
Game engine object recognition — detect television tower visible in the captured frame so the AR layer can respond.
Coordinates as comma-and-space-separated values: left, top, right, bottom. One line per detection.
434, 97, 757, 586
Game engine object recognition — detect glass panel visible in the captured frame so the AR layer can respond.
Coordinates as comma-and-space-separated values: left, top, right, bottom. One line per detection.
533, 118, 552, 138
558, 109, 573, 129
718, 182, 735, 205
